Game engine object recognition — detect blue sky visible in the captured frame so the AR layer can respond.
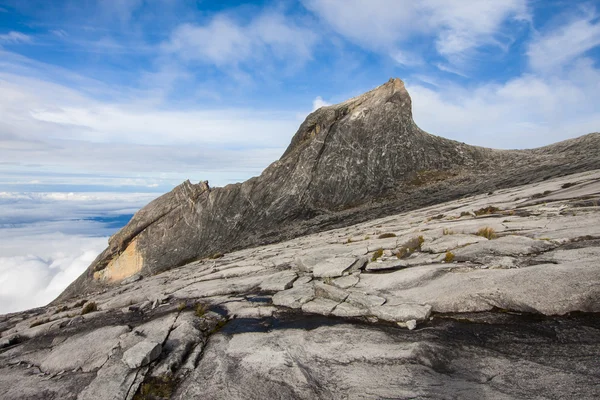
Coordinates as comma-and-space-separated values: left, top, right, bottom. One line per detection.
0, 0, 599, 192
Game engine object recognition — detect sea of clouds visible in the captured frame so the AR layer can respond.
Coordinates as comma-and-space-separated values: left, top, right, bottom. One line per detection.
0, 192, 157, 314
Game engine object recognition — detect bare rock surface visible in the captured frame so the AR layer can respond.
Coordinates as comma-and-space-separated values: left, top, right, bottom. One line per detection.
1, 81, 600, 399
122, 341, 162, 369
58, 78, 600, 300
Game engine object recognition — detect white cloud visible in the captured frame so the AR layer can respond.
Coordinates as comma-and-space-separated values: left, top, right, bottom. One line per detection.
165, 11, 318, 67
0, 52, 300, 188
50, 29, 68, 38
409, 57, 600, 149
0, 190, 156, 314
0, 31, 32, 44
527, 10, 600, 72
302, 0, 528, 63
0, 191, 157, 225
312, 96, 331, 111
0, 234, 107, 314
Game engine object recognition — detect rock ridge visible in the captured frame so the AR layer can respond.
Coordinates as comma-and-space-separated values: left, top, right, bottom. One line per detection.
57, 78, 600, 300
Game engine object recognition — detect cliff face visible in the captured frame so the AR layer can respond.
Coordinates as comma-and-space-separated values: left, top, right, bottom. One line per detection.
58, 78, 600, 300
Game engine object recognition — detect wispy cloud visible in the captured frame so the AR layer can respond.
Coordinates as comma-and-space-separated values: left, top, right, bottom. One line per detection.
527, 7, 600, 73
409, 57, 600, 149
302, 0, 528, 66
50, 29, 68, 38
0, 31, 32, 44
165, 10, 318, 69
0, 52, 305, 189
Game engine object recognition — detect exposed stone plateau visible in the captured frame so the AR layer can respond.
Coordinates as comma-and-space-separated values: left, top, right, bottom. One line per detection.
1, 79, 600, 399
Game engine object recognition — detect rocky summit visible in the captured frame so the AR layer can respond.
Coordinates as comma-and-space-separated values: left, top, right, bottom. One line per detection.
59, 78, 600, 300
1, 79, 600, 399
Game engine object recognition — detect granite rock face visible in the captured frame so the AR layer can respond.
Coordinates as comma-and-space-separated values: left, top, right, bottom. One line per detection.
58, 78, 600, 299
2, 170, 600, 399
3, 79, 600, 399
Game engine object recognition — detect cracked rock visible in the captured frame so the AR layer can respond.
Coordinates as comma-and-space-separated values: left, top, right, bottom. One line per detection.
122, 341, 162, 369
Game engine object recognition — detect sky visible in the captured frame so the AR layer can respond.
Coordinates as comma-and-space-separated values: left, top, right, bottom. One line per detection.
1, 0, 599, 313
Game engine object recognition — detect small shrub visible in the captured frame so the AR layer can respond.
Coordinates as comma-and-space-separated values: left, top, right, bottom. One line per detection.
134, 375, 176, 400
364, 236, 371, 240
81, 301, 98, 315
209, 319, 228, 334
474, 206, 500, 216
431, 214, 445, 220
208, 252, 224, 259
442, 228, 454, 235
531, 190, 552, 199
377, 232, 396, 239
476, 227, 497, 240
53, 305, 68, 314
177, 302, 187, 312
459, 211, 471, 218
346, 237, 353, 243
444, 252, 455, 263
371, 248, 384, 261
30, 318, 50, 328
194, 303, 208, 318
396, 236, 424, 259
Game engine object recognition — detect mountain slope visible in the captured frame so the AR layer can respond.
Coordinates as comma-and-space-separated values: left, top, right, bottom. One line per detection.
2, 169, 600, 399
58, 78, 600, 300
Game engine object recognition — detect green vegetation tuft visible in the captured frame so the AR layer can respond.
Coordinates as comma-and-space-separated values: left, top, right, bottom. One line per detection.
209, 319, 228, 335
371, 248, 384, 261
396, 236, 424, 259
442, 228, 454, 235
444, 251, 455, 263
194, 303, 208, 318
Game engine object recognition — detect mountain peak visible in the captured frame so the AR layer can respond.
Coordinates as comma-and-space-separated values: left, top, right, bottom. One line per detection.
282, 78, 412, 159
56, 80, 600, 301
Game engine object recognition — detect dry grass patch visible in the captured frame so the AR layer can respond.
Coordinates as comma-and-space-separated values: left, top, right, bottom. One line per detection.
81, 301, 98, 315
476, 227, 497, 240
474, 206, 500, 216
396, 236, 424, 259
444, 252, 455, 263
